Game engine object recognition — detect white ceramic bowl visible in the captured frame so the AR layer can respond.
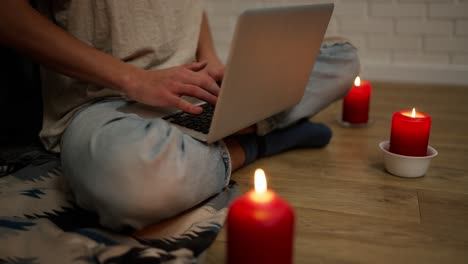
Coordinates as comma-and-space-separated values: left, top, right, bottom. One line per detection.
379, 141, 438, 178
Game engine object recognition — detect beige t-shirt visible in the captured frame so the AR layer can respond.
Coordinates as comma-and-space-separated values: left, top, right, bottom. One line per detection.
38, 0, 204, 152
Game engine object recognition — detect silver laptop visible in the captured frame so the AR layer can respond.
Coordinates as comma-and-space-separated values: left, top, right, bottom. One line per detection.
120, 3, 334, 143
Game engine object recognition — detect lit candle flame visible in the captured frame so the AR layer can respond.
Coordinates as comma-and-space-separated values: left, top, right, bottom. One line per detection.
254, 169, 267, 193
251, 168, 274, 203
354, 76, 361, 87
411, 108, 416, 118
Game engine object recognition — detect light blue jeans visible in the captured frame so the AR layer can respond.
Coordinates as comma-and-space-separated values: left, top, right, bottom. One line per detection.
61, 40, 360, 230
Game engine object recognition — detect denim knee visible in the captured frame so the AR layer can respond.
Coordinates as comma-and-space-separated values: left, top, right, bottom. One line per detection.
62, 113, 228, 230
256, 41, 361, 135
315, 40, 361, 98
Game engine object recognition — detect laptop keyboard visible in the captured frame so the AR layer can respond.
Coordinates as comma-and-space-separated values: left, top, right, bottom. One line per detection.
163, 103, 214, 134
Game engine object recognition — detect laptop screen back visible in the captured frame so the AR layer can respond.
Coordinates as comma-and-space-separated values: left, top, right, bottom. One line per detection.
207, 4, 334, 143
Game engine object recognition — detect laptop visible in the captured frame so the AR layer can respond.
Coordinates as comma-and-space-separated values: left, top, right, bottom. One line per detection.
120, 3, 334, 143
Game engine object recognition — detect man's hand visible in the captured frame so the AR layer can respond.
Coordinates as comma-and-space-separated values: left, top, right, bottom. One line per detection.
201, 57, 225, 83
125, 61, 220, 114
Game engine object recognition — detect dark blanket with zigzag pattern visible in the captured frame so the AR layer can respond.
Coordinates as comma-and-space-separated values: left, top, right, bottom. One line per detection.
0, 146, 237, 263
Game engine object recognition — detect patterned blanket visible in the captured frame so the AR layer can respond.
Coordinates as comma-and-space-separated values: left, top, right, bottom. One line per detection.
0, 146, 237, 263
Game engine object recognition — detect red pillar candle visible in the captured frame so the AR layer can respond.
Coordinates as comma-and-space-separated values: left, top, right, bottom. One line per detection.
390, 108, 432, 156
227, 169, 294, 264
342, 76, 372, 124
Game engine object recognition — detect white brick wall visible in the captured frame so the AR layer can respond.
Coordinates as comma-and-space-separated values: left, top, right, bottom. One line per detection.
205, 0, 468, 85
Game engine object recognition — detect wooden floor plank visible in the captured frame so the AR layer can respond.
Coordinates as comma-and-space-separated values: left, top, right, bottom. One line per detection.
231, 168, 421, 223
206, 206, 468, 264
242, 147, 468, 195
203, 82, 468, 263
418, 190, 468, 228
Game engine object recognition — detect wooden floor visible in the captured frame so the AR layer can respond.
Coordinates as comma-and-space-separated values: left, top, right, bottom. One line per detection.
203, 82, 468, 263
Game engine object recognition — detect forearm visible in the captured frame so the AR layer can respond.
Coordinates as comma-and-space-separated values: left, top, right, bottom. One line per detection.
0, 0, 139, 93
196, 12, 220, 63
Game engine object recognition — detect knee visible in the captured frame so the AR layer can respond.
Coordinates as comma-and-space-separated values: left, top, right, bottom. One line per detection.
62, 133, 225, 231
320, 38, 361, 66
316, 40, 361, 100
318, 39, 361, 78
94, 170, 200, 230
61, 115, 228, 230
61, 140, 139, 229
63, 148, 187, 230
91, 160, 225, 230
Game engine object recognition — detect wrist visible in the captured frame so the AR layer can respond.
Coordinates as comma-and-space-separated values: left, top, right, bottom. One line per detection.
197, 50, 221, 63
114, 65, 144, 98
